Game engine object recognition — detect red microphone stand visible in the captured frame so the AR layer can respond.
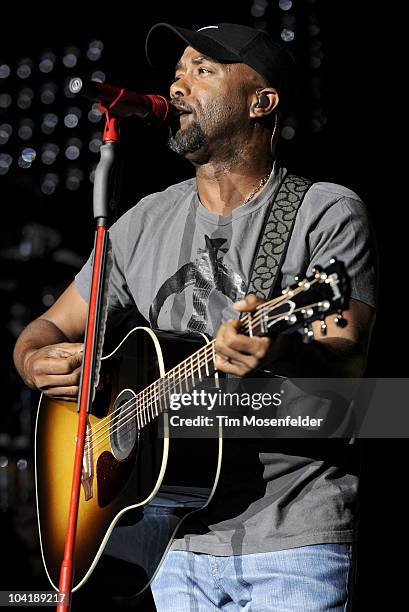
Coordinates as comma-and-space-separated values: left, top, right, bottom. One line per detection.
56, 107, 120, 611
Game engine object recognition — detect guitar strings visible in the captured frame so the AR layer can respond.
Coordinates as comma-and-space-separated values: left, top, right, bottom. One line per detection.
84, 288, 321, 453
84, 280, 312, 442
84, 286, 322, 451
84, 296, 324, 453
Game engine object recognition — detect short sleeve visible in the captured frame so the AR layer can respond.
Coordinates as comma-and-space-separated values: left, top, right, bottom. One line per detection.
307, 197, 378, 309
75, 213, 135, 322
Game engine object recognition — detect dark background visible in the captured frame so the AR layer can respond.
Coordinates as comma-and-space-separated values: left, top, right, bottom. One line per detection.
0, 1, 406, 609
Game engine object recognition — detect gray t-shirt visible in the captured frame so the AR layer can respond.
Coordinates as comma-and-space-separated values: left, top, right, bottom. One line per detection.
75, 162, 377, 555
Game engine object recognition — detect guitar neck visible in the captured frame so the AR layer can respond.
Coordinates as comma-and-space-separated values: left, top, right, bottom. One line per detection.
135, 262, 348, 429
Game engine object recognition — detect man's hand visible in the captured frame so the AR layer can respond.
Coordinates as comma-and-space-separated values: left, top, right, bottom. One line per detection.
214, 294, 271, 376
23, 343, 83, 398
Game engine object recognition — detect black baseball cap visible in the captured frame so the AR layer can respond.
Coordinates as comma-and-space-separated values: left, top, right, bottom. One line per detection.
145, 22, 296, 106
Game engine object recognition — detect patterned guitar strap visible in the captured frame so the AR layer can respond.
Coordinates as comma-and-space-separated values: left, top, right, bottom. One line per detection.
246, 173, 313, 301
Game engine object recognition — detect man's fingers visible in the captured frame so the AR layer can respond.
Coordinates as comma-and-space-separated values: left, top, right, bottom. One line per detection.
36, 366, 82, 391
42, 386, 79, 399
233, 293, 264, 312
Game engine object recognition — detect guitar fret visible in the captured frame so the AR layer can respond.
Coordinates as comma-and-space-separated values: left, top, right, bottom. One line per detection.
190, 355, 195, 387
204, 346, 210, 377
248, 313, 253, 337
197, 351, 202, 382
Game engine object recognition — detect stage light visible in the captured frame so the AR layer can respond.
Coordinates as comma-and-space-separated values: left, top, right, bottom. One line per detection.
88, 103, 103, 123
0, 94, 12, 109
41, 113, 59, 135
64, 107, 82, 129
65, 138, 82, 160
279, 0, 292, 10
0, 152, 13, 175
21, 147, 36, 163
39, 52, 56, 74
17, 58, 32, 79
281, 28, 295, 42
17, 88, 34, 110
41, 172, 59, 195
0, 123, 12, 145
89, 132, 102, 153
307, 14, 320, 37
91, 70, 105, 83
18, 119, 35, 141
66, 167, 84, 191
40, 83, 57, 105
0, 64, 11, 79
41, 143, 59, 165
87, 40, 104, 62
62, 46, 80, 69
42, 294, 55, 307
250, 0, 268, 19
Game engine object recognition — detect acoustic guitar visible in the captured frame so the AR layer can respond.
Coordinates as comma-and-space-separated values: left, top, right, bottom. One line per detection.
35, 259, 349, 594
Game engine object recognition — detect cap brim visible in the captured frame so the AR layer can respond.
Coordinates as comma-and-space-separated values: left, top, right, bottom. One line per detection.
145, 23, 241, 75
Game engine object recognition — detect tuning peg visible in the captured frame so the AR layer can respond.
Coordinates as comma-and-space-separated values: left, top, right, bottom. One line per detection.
334, 311, 347, 328
302, 323, 314, 343
320, 318, 327, 335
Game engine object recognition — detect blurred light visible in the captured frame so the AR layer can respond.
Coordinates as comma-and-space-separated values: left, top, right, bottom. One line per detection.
41, 113, 59, 134
0, 64, 11, 79
310, 56, 322, 69
63, 46, 80, 68
311, 119, 323, 133
87, 40, 104, 61
21, 147, 36, 163
64, 113, 79, 128
42, 293, 55, 306
18, 157, 32, 169
0, 123, 12, 145
41, 172, 59, 195
307, 14, 320, 36
17, 87, 34, 110
40, 82, 57, 105
91, 70, 105, 83
39, 52, 56, 74
66, 168, 84, 191
281, 28, 295, 42
251, 0, 268, 17
65, 138, 82, 160
281, 125, 296, 140
41, 143, 59, 165
17, 58, 33, 79
88, 103, 104, 123
89, 132, 102, 153
18, 119, 35, 141
89, 166, 96, 183
0, 94, 12, 109
17, 458, 28, 470
279, 0, 292, 10
0, 456, 8, 468
0, 152, 13, 175
63, 106, 82, 128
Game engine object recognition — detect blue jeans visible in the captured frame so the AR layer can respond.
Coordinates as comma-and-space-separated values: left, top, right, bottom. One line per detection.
150, 543, 355, 611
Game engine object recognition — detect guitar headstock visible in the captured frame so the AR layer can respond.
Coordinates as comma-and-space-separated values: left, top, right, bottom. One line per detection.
242, 259, 350, 342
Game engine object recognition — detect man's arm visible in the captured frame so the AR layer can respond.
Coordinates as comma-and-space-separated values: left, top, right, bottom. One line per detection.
214, 295, 375, 377
13, 282, 88, 397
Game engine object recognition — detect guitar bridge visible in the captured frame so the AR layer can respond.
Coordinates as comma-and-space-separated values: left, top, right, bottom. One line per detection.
81, 419, 94, 501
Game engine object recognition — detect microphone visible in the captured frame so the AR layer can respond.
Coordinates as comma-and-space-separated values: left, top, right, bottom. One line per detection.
68, 77, 173, 125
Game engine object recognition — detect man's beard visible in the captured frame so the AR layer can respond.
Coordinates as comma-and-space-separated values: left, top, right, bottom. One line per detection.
167, 120, 206, 156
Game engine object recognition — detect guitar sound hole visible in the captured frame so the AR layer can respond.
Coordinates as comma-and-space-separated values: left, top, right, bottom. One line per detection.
110, 389, 139, 461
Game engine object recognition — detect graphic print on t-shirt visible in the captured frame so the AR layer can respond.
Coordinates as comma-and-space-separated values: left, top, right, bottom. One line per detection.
149, 234, 246, 334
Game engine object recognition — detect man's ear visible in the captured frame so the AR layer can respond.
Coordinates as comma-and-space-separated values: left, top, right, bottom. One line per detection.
250, 88, 279, 119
